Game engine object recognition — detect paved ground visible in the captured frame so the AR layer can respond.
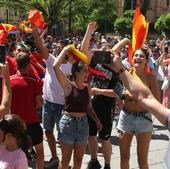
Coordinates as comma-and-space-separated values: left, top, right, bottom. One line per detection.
28, 117, 169, 169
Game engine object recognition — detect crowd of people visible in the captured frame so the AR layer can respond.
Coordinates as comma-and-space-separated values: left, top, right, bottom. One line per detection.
0, 20, 169, 169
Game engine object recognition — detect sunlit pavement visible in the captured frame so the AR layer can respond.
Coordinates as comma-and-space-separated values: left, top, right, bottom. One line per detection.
29, 117, 169, 169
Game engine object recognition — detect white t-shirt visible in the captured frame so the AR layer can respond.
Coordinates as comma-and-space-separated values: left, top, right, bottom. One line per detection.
43, 54, 72, 104
0, 144, 28, 169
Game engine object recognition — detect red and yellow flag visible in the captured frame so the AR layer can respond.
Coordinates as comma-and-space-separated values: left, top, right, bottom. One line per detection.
128, 3, 149, 65
67, 45, 89, 63
0, 23, 16, 32
18, 20, 33, 33
0, 30, 7, 44
28, 9, 46, 29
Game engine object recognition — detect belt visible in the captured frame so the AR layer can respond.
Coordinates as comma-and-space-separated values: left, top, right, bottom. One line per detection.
123, 107, 152, 123
64, 112, 87, 121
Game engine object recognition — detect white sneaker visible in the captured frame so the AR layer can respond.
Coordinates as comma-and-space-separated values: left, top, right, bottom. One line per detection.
44, 157, 59, 168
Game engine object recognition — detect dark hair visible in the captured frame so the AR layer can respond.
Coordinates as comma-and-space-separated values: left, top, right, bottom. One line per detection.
135, 48, 149, 60
71, 61, 87, 80
25, 36, 35, 51
16, 52, 30, 70
0, 114, 31, 156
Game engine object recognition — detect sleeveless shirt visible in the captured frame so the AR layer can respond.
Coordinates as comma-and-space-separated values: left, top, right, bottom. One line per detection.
64, 85, 89, 112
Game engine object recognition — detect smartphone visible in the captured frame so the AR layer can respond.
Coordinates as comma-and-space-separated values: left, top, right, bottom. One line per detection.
0, 45, 6, 64
92, 51, 112, 64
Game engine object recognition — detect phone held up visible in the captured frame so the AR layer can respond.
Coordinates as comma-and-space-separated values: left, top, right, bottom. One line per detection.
0, 45, 6, 64
92, 51, 112, 64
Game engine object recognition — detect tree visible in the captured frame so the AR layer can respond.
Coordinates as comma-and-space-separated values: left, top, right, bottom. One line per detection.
62, 0, 117, 34
155, 13, 170, 38
114, 10, 134, 37
0, 0, 64, 34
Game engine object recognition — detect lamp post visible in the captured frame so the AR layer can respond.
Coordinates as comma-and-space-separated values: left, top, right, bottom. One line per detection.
6, 8, 9, 23
68, 0, 72, 35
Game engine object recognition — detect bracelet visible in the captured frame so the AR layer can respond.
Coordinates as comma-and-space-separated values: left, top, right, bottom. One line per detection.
117, 67, 126, 76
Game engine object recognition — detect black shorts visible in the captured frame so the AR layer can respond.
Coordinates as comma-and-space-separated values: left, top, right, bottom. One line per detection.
87, 102, 114, 140
26, 122, 43, 146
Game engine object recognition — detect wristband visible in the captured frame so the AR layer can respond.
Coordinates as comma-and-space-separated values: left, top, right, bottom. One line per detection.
117, 67, 126, 76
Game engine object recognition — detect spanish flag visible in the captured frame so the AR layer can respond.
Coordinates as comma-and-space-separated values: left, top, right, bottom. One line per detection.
67, 45, 89, 63
0, 30, 7, 44
28, 9, 46, 29
128, 2, 149, 65
18, 20, 33, 33
0, 23, 16, 32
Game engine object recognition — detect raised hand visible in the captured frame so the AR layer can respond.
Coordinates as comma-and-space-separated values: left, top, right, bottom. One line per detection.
87, 21, 97, 34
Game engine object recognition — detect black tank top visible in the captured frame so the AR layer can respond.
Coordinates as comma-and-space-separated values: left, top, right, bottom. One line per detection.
64, 85, 89, 112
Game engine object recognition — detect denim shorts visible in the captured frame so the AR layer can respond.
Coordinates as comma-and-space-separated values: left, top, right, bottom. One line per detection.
42, 100, 64, 130
58, 114, 89, 145
117, 109, 153, 134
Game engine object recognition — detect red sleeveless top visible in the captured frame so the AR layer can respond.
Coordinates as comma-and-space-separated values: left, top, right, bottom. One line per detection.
64, 85, 89, 112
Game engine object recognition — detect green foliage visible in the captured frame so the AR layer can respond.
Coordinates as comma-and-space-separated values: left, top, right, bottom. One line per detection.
155, 13, 170, 38
122, 10, 134, 18
67, 0, 117, 34
0, 0, 64, 34
114, 17, 132, 37
114, 10, 134, 37
0, 0, 117, 35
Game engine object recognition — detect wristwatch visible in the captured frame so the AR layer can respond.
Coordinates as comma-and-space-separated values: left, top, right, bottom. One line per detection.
117, 67, 126, 76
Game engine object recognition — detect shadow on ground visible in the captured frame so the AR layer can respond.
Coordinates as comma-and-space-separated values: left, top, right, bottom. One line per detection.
151, 133, 169, 141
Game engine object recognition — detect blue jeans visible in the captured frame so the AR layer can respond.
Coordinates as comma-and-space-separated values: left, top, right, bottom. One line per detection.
58, 114, 89, 144
42, 100, 64, 130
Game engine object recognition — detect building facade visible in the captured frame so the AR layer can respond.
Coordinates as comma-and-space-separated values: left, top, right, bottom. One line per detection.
0, 7, 21, 24
114, 0, 170, 22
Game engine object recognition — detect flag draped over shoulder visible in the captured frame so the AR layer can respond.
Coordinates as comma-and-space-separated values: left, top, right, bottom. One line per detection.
128, 3, 149, 65
28, 9, 46, 29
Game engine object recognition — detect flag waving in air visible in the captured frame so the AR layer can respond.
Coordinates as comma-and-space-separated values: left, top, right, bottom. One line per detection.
0, 23, 16, 32
28, 9, 46, 29
128, 0, 149, 65
0, 23, 16, 44
18, 20, 33, 33
0, 30, 7, 44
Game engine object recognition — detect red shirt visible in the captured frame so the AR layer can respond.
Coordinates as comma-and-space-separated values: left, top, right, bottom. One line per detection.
10, 73, 43, 124
6, 56, 40, 78
30, 51, 46, 76
6, 56, 17, 75
30, 51, 45, 67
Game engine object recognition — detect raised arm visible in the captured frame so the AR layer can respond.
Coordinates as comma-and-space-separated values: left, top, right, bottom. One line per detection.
111, 54, 170, 126
31, 24, 49, 60
0, 63, 11, 119
81, 21, 97, 64
53, 47, 72, 97
111, 38, 131, 54
91, 88, 117, 98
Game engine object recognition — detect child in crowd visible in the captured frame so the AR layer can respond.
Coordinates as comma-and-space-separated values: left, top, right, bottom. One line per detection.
0, 114, 30, 169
